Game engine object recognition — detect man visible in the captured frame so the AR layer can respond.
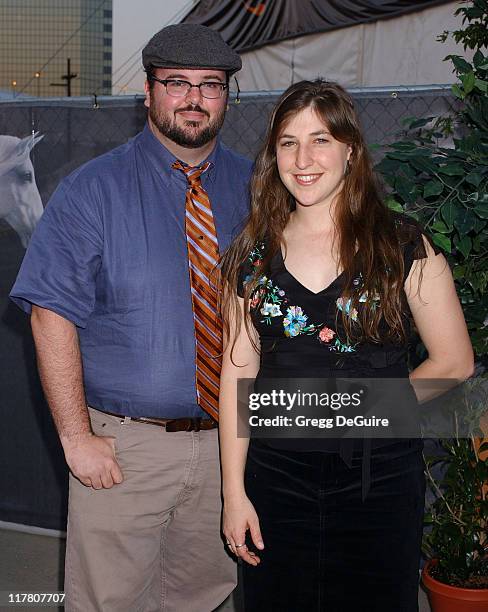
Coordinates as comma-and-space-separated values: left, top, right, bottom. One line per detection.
10, 23, 251, 612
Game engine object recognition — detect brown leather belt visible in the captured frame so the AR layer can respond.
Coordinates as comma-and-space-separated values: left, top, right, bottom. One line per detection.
99, 409, 217, 432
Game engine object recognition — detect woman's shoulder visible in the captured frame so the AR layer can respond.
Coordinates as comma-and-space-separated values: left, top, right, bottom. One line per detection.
388, 211, 441, 283
390, 211, 439, 260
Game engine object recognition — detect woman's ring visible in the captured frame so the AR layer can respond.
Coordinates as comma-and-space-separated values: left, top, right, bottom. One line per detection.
235, 543, 245, 548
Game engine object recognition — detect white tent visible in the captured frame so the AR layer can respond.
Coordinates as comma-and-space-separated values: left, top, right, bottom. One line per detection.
183, 1, 472, 91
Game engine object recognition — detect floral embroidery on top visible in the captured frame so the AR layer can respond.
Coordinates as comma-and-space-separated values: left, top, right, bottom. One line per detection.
243, 241, 266, 286
255, 274, 286, 325
336, 297, 359, 322
283, 306, 318, 337
334, 281, 380, 351
242, 241, 360, 352
330, 337, 358, 353
261, 302, 282, 318
336, 272, 380, 323
318, 326, 335, 343
252, 274, 318, 336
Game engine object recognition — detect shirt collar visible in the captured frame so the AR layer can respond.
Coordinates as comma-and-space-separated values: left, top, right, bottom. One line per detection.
140, 122, 220, 184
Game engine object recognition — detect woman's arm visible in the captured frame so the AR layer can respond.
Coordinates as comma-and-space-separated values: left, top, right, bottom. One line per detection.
219, 296, 263, 565
405, 236, 474, 402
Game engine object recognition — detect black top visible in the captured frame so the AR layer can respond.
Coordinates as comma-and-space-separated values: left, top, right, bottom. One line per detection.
237, 214, 439, 497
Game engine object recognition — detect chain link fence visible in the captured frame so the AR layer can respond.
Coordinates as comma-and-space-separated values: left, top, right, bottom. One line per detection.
0, 85, 459, 204
0, 85, 460, 529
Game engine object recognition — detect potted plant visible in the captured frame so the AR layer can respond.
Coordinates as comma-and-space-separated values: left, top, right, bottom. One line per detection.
421, 377, 488, 611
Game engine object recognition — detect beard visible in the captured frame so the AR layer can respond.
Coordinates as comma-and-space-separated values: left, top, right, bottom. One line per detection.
149, 95, 226, 149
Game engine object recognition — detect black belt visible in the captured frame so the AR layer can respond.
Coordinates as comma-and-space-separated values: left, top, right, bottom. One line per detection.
99, 409, 217, 432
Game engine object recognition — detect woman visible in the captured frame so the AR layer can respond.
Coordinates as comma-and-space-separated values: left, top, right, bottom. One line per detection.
219, 80, 473, 611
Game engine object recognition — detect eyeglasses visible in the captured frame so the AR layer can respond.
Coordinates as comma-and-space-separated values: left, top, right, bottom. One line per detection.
147, 75, 228, 99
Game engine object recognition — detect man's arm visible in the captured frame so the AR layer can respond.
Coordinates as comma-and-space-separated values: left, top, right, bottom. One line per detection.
31, 305, 123, 489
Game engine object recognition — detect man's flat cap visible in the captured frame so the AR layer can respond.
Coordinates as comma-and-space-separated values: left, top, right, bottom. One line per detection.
142, 23, 242, 75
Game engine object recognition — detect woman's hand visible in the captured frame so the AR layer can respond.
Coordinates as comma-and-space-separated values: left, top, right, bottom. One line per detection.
223, 494, 264, 566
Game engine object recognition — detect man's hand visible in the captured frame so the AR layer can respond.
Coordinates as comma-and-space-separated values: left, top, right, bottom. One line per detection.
30, 307, 124, 490
62, 432, 124, 489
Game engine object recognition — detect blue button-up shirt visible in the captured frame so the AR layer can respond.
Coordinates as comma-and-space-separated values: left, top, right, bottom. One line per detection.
10, 124, 252, 418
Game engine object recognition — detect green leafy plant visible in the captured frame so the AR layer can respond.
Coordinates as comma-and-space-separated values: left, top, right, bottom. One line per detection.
375, 0, 488, 358
438, 0, 488, 51
376, 0, 488, 590
422, 378, 488, 588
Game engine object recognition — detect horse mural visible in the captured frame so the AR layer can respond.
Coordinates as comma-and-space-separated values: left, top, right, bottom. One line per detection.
0, 133, 44, 248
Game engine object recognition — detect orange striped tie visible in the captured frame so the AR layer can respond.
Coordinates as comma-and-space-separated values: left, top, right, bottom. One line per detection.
173, 160, 222, 421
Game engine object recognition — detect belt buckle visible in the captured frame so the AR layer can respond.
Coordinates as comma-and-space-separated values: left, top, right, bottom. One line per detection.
164, 419, 181, 433
164, 417, 201, 432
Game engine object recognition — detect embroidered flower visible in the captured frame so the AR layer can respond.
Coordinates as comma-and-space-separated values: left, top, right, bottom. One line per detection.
331, 338, 357, 353
318, 326, 336, 344
256, 275, 274, 289
358, 291, 380, 304
249, 241, 266, 267
336, 297, 358, 321
260, 302, 282, 317
250, 288, 264, 309
283, 306, 308, 337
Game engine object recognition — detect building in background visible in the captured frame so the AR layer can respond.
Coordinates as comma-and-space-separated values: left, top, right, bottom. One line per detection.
0, 0, 112, 98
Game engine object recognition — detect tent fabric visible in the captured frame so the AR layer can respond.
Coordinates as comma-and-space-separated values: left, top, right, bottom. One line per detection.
182, 0, 455, 52
235, 2, 467, 90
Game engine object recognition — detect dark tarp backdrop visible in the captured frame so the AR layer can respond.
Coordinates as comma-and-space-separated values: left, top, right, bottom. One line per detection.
0, 99, 147, 530
182, 0, 455, 52
0, 87, 456, 530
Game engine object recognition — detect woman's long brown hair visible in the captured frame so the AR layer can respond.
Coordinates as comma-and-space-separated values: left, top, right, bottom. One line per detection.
220, 80, 409, 356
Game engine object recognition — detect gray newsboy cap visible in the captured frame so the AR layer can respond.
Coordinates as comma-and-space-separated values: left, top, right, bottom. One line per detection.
142, 23, 242, 75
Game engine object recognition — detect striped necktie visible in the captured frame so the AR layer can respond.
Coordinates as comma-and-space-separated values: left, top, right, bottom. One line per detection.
172, 160, 222, 421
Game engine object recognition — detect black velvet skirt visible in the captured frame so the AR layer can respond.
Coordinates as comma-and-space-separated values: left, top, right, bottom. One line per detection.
242, 439, 425, 612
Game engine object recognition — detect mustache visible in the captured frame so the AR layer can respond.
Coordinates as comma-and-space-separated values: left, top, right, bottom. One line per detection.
176, 105, 209, 118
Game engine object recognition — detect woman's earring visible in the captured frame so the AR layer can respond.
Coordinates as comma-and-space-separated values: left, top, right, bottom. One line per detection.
344, 159, 351, 176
